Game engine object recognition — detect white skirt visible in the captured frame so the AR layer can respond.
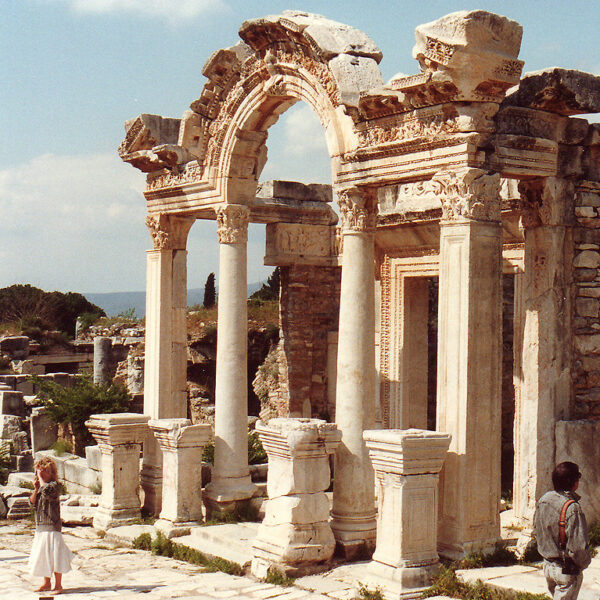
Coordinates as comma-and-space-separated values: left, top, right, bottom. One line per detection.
28, 531, 73, 577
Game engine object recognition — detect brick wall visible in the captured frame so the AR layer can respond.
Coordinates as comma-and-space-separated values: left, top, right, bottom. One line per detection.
572, 181, 600, 418
278, 265, 341, 419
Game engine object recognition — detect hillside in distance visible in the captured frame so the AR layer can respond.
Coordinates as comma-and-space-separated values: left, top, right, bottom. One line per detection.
86, 282, 263, 317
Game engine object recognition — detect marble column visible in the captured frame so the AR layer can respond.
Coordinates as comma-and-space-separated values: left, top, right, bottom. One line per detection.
251, 418, 342, 578
142, 213, 194, 515
330, 189, 378, 558
513, 178, 574, 536
204, 204, 257, 513
435, 168, 503, 558
363, 429, 451, 599
85, 413, 150, 531
149, 418, 211, 537
93, 337, 112, 385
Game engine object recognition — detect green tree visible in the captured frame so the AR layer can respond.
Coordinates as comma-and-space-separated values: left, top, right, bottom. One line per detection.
249, 267, 280, 302
203, 272, 216, 308
31, 374, 129, 453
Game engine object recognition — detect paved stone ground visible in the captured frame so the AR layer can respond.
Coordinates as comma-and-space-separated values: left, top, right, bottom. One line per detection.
0, 520, 372, 599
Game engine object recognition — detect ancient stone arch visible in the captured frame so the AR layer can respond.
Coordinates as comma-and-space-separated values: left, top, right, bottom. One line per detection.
120, 8, 600, 562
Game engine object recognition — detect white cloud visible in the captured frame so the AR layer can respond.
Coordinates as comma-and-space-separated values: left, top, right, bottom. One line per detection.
260, 104, 331, 185
49, 0, 226, 23
0, 152, 149, 292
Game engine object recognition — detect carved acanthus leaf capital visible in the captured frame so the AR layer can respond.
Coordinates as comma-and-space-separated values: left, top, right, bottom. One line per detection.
338, 189, 377, 233
518, 177, 575, 228
216, 205, 250, 244
146, 213, 194, 250
433, 168, 501, 222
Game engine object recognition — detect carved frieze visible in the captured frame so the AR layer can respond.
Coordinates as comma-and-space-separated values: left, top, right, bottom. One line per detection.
338, 189, 377, 233
216, 205, 250, 244
146, 161, 204, 192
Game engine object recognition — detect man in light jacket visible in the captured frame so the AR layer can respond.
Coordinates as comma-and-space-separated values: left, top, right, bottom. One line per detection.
534, 462, 591, 600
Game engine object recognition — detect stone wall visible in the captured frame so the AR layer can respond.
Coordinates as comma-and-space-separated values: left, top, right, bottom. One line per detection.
278, 265, 341, 419
572, 181, 600, 419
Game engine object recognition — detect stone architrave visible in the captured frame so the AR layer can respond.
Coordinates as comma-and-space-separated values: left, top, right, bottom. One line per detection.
85, 413, 150, 531
251, 418, 342, 578
148, 418, 211, 537
142, 213, 195, 516
513, 178, 574, 537
330, 189, 378, 557
435, 168, 503, 558
204, 205, 257, 512
362, 429, 451, 599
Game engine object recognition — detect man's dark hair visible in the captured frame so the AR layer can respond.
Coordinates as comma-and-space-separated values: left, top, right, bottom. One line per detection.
552, 462, 581, 491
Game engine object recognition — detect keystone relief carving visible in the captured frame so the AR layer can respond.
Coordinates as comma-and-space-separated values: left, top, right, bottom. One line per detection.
216, 205, 250, 244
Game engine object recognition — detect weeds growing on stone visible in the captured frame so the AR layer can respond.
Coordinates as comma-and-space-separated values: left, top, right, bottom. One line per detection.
263, 570, 295, 587
19, 481, 35, 490
423, 564, 548, 600
357, 583, 384, 600
132, 531, 243, 576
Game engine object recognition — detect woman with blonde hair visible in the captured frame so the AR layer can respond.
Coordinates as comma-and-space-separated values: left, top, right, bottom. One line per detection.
28, 456, 72, 595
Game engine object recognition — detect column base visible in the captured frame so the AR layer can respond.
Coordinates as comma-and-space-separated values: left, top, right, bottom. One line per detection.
438, 536, 500, 560
251, 521, 335, 578
204, 475, 258, 516
362, 559, 439, 599
331, 511, 377, 560
154, 518, 201, 539
140, 464, 163, 516
93, 506, 141, 531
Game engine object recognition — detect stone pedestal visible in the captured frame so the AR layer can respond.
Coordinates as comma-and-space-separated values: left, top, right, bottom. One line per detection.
85, 413, 149, 530
149, 418, 211, 537
435, 169, 503, 558
331, 190, 378, 557
142, 214, 194, 515
251, 418, 341, 578
362, 429, 451, 599
205, 205, 257, 513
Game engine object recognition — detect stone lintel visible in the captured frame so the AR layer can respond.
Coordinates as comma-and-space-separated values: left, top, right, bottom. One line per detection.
256, 180, 332, 203
363, 429, 451, 475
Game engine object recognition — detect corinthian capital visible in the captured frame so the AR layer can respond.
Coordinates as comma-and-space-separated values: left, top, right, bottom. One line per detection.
216, 205, 250, 244
433, 168, 501, 223
146, 213, 194, 250
337, 189, 377, 233
518, 177, 574, 228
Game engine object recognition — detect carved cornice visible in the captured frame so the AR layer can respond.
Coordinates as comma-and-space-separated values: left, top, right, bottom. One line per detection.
337, 189, 377, 233
434, 168, 501, 222
146, 213, 195, 250
216, 205, 250, 244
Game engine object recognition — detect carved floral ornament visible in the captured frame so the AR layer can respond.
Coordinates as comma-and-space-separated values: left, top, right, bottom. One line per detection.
145, 214, 194, 250
337, 189, 377, 233
396, 169, 500, 222
216, 205, 250, 244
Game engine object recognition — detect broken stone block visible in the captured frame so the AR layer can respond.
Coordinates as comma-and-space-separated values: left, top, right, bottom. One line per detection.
30, 406, 58, 453
0, 495, 6, 519
0, 390, 26, 417
0, 336, 29, 360
85, 445, 102, 471
7, 496, 32, 519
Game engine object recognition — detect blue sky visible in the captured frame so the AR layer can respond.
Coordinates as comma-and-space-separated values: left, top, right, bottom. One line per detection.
2, 0, 599, 294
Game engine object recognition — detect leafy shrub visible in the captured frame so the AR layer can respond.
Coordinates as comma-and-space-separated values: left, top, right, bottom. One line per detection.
31, 374, 129, 451
248, 431, 267, 465
51, 440, 73, 456
358, 584, 384, 600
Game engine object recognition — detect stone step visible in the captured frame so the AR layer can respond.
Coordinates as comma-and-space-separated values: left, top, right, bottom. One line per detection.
7, 497, 32, 519
177, 522, 261, 572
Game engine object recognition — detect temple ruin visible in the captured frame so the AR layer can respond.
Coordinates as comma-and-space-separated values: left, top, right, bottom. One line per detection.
118, 6, 600, 573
